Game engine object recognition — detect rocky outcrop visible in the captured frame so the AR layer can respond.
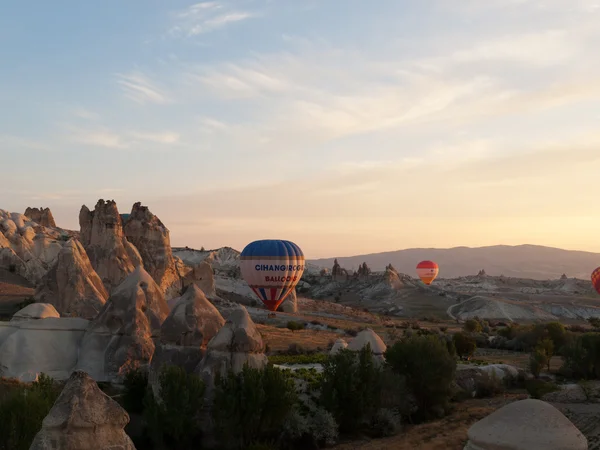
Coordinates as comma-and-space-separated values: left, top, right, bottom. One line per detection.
123, 202, 180, 299
10, 303, 60, 322
76, 266, 169, 382
0, 310, 89, 382
195, 305, 267, 386
24, 207, 56, 228
0, 209, 67, 284
79, 200, 143, 293
347, 328, 387, 364
177, 258, 216, 297
463, 399, 587, 450
160, 284, 224, 347
330, 338, 348, 355
279, 289, 298, 313
357, 262, 371, 279
332, 259, 348, 282
34, 239, 108, 319
29, 370, 135, 450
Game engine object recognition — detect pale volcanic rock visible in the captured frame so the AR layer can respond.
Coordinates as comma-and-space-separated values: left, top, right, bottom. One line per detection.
123, 202, 180, 299
79, 200, 143, 293
330, 338, 348, 355
29, 370, 135, 450
178, 259, 217, 298
463, 399, 587, 450
195, 305, 267, 385
279, 289, 298, 313
160, 283, 224, 347
24, 207, 57, 228
11, 303, 60, 322
76, 266, 169, 382
34, 239, 108, 319
347, 328, 387, 364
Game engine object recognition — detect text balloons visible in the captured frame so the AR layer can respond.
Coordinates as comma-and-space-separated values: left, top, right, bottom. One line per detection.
592, 267, 600, 295
240, 239, 305, 312
416, 260, 439, 285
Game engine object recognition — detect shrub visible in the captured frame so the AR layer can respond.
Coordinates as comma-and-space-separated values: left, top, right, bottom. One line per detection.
287, 321, 305, 332
475, 371, 504, 398
385, 335, 456, 421
268, 354, 327, 365
319, 345, 383, 434
367, 408, 402, 438
588, 317, 600, 329
464, 319, 482, 333
281, 405, 339, 448
143, 365, 205, 449
525, 380, 560, 399
439, 326, 448, 333
536, 338, 554, 371
213, 364, 297, 449
0, 373, 60, 450
122, 368, 148, 414
344, 328, 358, 337
453, 332, 476, 360
529, 349, 548, 379
8, 264, 16, 273
560, 332, 600, 379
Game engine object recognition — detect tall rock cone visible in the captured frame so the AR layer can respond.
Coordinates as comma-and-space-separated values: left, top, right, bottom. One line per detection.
29, 370, 136, 450
79, 199, 143, 293
123, 202, 180, 299
76, 266, 170, 381
34, 238, 108, 319
24, 207, 57, 228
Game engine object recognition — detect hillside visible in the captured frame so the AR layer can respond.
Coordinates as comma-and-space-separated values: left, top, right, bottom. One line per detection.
308, 244, 600, 280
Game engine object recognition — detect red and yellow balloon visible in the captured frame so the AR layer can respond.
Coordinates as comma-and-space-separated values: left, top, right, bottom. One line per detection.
416, 260, 439, 285
592, 267, 600, 295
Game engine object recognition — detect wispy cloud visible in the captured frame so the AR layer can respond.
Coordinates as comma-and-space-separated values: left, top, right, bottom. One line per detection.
169, 1, 257, 37
115, 72, 170, 105
0, 135, 51, 151
65, 125, 180, 149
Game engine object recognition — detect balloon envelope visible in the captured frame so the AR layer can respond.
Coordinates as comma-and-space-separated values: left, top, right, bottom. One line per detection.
240, 239, 305, 311
416, 260, 439, 285
592, 267, 600, 295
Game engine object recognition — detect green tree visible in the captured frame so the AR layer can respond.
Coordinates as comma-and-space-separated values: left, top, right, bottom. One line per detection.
463, 319, 482, 333
385, 335, 456, 421
452, 332, 476, 360
319, 345, 383, 434
536, 338, 555, 371
529, 349, 548, 379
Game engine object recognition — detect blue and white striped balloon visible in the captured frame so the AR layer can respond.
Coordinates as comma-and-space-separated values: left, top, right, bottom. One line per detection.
240, 239, 305, 311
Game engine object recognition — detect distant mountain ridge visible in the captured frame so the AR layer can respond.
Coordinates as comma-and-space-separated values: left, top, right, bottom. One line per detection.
308, 244, 600, 280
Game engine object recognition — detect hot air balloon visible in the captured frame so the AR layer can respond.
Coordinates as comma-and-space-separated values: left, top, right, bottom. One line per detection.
416, 260, 439, 285
240, 239, 305, 313
592, 267, 600, 295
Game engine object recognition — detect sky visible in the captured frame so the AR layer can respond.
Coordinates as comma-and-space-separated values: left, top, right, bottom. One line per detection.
1, 0, 600, 258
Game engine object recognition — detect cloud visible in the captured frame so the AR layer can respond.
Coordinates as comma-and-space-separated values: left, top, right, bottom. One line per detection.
64, 125, 180, 149
69, 127, 129, 149
169, 2, 257, 37
0, 135, 51, 151
116, 72, 170, 105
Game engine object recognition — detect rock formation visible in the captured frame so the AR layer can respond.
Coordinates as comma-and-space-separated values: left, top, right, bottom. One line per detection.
0, 304, 89, 381
332, 258, 348, 282
149, 284, 225, 401
123, 202, 180, 299
347, 328, 387, 364
34, 239, 108, 319
477, 269, 487, 277
178, 259, 217, 298
0, 209, 66, 283
76, 266, 170, 381
357, 262, 371, 279
79, 200, 143, 292
24, 207, 56, 228
279, 289, 298, 313
560, 273, 568, 280
29, 370, 136, 450
330, 338, 348, 355
195, 305, 267, 386
463, 399, 587, 450
159, 283, 224, 347
10, 303, 60, 322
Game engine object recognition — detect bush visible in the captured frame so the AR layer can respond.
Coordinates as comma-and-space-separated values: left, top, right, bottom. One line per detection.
287, 321, 305, 332
213, 364, 297, 449
475, 371, 505, 398
464, 319, 482, 333
0, 374, 60, 450
367, 408, 402, 438
536, 338, 554, 371
268, 354, 327, 365
439, 326, 448, 333
385, 335, 456, 421
143, 365, 205, 449
8, 264, 16, 273
525, 379, 560, 399
560, 332, 600, 379
453, 332, 476, 360
281, 405, 339, 448
529, 349, 547, 378
319, 345, 383, 434
122, 368, 148, 414
588, 317, 600, 329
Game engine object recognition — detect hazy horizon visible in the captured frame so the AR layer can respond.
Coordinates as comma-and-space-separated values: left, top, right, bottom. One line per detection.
2, 0, 599, 258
